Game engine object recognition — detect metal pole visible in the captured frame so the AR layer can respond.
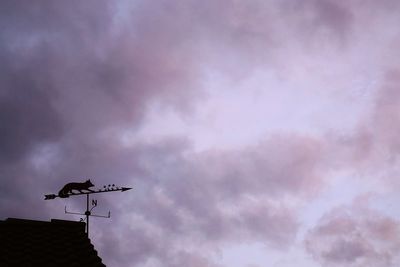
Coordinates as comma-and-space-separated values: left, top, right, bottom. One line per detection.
86, 193, 90, 237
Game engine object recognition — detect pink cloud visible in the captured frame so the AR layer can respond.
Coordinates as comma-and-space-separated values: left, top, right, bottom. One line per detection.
305, 198, 400, 266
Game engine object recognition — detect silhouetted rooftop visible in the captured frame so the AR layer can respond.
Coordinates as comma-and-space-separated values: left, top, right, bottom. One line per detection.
0, 217, 105, 267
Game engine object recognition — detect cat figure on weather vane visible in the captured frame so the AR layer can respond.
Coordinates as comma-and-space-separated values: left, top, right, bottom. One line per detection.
58, 179, 95, 198
44, 179, 132, 235
44, 179, 132, 200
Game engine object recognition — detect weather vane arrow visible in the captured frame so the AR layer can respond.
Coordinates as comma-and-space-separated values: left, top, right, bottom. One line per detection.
44, 179, 132, 236
44, 186, 132, 200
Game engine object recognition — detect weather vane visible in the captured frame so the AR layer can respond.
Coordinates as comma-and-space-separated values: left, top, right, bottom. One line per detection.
44, 179, 132, 236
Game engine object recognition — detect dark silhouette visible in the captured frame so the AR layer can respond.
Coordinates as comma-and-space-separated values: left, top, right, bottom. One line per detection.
0, 218, 106, 266
45, 182, 132, 200
58, 179, 95, 198
44, 181, 132, 236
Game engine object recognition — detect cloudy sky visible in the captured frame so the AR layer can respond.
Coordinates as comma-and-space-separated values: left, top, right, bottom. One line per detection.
1, 0, 400, 266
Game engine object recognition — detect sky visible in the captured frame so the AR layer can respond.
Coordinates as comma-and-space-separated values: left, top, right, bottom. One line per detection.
1, 0, 400, 266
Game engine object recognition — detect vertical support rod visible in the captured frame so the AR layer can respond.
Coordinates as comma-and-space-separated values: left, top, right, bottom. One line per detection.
86, 193, 89, 237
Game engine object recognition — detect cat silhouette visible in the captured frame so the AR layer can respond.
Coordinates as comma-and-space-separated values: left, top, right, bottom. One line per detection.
58, 179, 95, 198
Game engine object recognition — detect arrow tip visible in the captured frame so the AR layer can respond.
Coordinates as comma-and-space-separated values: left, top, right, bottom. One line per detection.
121, 187, 132, 192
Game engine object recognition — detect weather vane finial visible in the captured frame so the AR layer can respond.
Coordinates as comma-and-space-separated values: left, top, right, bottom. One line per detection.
45, 179, 132, 236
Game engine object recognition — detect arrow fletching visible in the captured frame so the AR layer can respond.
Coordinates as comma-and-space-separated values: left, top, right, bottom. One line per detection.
44, 194, 57, 200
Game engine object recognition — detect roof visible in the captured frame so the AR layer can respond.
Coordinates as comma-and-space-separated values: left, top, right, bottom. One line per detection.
0, 218, 106, 267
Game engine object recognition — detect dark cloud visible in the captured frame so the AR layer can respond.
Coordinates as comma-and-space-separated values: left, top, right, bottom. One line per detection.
0, 0, 204, 219
280, 0, 354, 43
0, 86, 62, 162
